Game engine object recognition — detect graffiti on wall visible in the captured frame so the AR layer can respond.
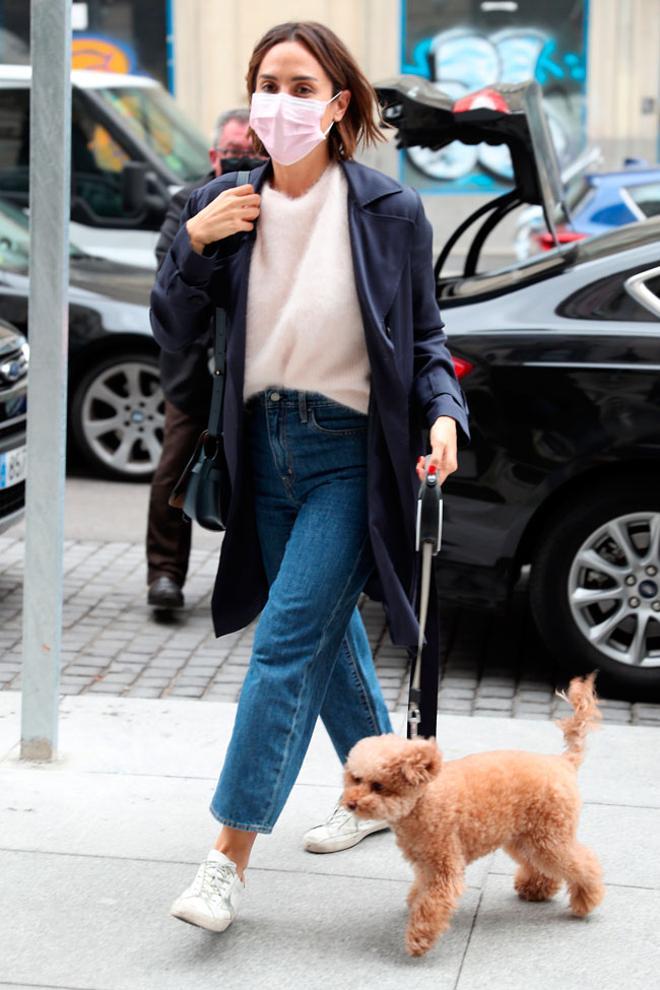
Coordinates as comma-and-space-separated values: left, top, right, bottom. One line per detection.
71, 35, 137, 74
401, 1, 588, 193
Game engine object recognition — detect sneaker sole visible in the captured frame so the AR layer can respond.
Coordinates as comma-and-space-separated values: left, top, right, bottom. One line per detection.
303, 821, 390, 854
171, 908, 233, 933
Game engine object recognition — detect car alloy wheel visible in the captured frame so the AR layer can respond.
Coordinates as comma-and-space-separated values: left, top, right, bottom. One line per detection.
78, 357, 164, 479
568, 511, 660, 669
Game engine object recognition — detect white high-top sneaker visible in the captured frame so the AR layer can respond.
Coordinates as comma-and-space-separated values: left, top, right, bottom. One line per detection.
303, 800, 389, 853
170, 849, 245, 932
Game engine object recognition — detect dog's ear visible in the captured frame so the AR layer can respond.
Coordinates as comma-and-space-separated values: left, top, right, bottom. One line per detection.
399, 738, 442, 787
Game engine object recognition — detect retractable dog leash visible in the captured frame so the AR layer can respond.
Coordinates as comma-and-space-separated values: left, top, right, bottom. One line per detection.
408, 461, 443, 738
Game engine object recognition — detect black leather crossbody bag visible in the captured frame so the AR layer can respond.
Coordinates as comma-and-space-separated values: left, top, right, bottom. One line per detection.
168, 169, 251, 531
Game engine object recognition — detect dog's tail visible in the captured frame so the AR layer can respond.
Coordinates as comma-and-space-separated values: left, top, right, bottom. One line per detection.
555, 672, 602, 768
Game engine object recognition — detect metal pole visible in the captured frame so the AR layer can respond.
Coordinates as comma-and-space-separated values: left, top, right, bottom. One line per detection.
20, 0, 71, 761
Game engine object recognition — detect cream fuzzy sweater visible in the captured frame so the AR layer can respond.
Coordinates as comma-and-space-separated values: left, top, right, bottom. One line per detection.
243, 161, 371, 414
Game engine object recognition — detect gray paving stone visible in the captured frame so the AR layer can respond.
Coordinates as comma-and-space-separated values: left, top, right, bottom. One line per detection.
600, 708, 634, 723
456, 875, 660, 990
167, 685, 205, 698
474, 697, 512, 711
204, 688, 241, 700
86, 682, 129, 694
211, 672, 247, 683
476, 685, 515, 699
439, 700, 474, 714
442, 676, 479, 690
0, 850, 478, 990
439, 686, 475, 699
2, 533, 659, 722
514, 700, 552, 713
516, 689, 553, 702
632, 704, 660, 719
598, 698, 632, 710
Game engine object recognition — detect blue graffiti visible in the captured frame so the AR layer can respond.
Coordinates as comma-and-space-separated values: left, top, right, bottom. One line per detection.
400, 23, 587, 191
535, 38, 586, 84
402, 37, 433, 77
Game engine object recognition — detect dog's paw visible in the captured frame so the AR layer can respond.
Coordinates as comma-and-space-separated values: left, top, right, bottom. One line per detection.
515, 872, 562, 902
569, 882, 605, 917
405, 928, 434, 957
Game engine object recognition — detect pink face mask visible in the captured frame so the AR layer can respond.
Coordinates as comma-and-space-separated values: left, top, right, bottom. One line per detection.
249, 90, 341, 166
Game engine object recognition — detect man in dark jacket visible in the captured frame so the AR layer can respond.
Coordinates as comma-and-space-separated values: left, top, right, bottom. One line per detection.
147, 108, 265, 611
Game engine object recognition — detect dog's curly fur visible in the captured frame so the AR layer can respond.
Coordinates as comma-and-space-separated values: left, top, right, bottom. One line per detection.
342, 673, 605, 957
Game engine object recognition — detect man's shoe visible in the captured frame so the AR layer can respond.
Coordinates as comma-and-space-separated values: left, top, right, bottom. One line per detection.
148, 575, 184, 609
303, 800, 389, 853
170, 850, 245, 932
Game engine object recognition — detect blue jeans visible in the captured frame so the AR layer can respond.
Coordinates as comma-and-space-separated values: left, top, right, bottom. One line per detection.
210, 389, 393, 833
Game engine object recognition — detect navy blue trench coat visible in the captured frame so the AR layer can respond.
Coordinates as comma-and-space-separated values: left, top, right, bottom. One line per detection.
150, 157, 469, 651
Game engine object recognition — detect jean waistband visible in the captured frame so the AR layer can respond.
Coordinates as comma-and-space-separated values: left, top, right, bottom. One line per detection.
244, 389, 368, 425
245, 389, 350, 408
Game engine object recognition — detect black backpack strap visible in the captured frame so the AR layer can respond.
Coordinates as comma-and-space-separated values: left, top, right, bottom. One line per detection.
207, 170, 252, 440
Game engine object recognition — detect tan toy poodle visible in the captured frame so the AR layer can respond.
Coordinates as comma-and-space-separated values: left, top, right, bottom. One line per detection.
342, 673, 605, 957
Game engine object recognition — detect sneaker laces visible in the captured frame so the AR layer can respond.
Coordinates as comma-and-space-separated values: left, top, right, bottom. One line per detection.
196, 860, 236, 900
326, 801, 354, 829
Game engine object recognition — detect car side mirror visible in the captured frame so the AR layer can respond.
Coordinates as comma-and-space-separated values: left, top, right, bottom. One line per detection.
122, 162, 148, 214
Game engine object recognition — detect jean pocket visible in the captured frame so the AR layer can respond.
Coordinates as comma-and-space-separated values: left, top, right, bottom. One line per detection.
309, 403, 369, 436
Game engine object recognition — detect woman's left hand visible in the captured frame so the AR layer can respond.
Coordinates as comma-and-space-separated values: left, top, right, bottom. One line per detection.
416, 416, 458, 485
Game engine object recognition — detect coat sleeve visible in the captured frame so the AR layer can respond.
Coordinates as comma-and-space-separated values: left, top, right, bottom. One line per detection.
410, 192, 470, 444
149, 186, 244, 353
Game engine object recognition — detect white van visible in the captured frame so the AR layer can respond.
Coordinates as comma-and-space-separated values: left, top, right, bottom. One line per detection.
0, 66, 210, 268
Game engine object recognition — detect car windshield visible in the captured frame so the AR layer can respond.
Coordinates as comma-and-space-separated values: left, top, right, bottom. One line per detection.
0, 199, 86, 269
95, 85, 210, 183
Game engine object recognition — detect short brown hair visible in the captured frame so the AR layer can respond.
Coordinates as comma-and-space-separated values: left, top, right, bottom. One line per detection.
245, 21, 388, 161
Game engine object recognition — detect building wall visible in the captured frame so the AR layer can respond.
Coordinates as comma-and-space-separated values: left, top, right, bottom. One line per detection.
174, 0, 659, 162
587, 0, 660, 167
172, 0, 399, 143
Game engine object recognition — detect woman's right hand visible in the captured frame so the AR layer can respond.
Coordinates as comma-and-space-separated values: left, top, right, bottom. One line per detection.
186, 184, 261, 255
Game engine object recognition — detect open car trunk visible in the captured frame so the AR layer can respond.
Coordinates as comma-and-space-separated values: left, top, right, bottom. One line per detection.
374, 76, 568, 280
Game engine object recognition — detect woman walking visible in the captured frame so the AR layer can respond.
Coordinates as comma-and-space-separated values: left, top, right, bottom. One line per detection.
150, 20, 469, 933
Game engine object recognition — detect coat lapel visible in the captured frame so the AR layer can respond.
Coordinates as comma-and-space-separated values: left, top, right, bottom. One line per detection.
341, 159, 415, 340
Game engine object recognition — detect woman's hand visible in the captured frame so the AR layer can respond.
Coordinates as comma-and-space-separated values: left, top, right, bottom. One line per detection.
416, 416, 458, 485
186, 184, 261, 255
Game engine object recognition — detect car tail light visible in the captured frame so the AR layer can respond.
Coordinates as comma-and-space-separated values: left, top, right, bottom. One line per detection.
452, 356, 473, 379
534, 228, 587, 251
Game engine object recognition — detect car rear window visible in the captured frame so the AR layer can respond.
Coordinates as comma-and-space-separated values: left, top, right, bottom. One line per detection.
557, 266, 660, 322
626, 182, 660, 219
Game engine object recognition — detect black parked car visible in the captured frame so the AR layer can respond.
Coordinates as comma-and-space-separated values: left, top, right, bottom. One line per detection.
376, 77, 660, 700
0, 318, 28, 533
0, 198, 157, 481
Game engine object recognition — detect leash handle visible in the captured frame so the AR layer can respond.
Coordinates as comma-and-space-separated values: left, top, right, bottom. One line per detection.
409, 460, 443, 738
415, 460, 443, 555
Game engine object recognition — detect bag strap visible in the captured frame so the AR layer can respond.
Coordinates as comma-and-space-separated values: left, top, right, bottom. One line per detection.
207, 169, 252, 440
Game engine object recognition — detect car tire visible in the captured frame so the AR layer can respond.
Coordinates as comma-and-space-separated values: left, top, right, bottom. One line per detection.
70, 351, 164, 482
530, 479, 660, 702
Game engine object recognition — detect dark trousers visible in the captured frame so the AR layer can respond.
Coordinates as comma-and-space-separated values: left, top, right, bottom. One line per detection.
146, 400, 205, 587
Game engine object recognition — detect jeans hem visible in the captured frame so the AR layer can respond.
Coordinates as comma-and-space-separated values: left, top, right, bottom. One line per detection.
209, 804, 274, 834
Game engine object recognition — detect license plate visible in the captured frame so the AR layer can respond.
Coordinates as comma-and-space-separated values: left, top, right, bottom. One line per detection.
0, 445, 26, 489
